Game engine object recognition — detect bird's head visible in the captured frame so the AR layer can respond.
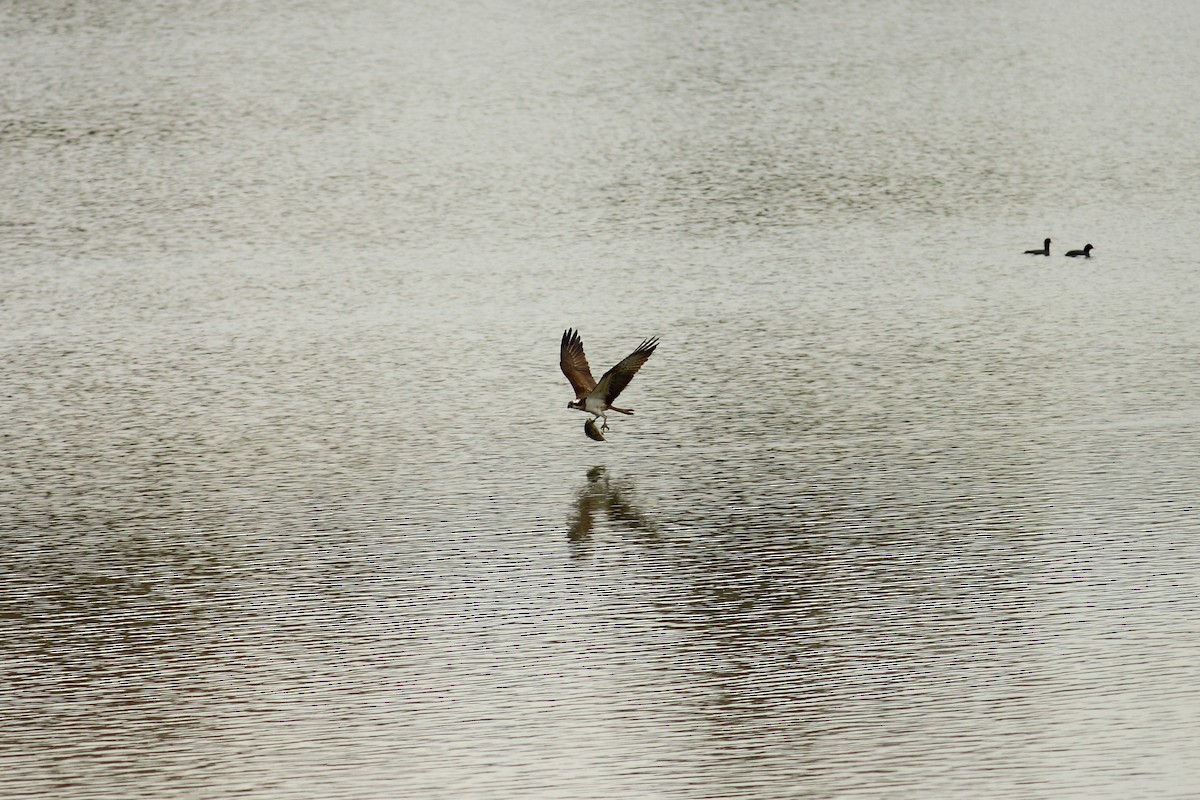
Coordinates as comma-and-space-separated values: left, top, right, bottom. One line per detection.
567, 400, 581, 410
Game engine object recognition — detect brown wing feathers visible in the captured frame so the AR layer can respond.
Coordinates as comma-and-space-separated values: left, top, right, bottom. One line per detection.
595, 336, 659, 405
560, 328, 597, 400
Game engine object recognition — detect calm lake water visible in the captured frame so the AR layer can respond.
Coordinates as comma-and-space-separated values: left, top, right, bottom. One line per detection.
3, 1, 1199, 798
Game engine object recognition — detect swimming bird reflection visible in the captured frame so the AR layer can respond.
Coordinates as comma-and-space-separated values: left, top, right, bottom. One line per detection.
1024, 237, 1051, 255
567, 466, 656, 557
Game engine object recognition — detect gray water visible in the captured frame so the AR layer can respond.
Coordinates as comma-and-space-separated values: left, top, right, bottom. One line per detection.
3, 1, 1199, 798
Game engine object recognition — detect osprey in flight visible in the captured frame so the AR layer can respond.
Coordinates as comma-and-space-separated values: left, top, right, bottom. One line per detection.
560, 328, 658, 439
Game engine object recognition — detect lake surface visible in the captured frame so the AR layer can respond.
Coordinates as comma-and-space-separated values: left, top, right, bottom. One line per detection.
2, 1, 1199, 798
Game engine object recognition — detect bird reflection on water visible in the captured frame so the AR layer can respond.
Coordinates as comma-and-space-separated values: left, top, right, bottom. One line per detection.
567, 466, 656, 557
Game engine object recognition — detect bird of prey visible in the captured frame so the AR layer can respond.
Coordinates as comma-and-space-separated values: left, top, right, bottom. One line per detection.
1024, 238, 1051, 255
560, 328, 658, 439
1065, 243, 1094, 258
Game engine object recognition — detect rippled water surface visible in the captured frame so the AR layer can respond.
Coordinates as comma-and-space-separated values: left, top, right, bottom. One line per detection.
3, 1, 1199, 798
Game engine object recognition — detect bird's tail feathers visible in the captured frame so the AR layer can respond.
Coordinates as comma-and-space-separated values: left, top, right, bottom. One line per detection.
610, 406, 634, 415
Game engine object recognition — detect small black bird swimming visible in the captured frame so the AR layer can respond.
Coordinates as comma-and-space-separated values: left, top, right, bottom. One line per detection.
1065, 244, 1094, 258
1024, 238, 1051, 256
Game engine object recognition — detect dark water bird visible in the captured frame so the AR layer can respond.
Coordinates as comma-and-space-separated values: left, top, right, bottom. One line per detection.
1024, 238, 1051, 255
1065, 244, 1094, 258
560, 328, 658, 438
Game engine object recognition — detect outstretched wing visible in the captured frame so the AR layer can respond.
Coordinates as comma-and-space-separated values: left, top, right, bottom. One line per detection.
560, 328, 597, 400
593, 336, 659, 405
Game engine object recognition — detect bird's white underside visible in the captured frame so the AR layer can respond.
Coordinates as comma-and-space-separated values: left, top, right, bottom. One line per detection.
580, 394, 608, 417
